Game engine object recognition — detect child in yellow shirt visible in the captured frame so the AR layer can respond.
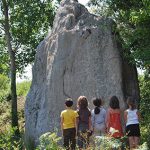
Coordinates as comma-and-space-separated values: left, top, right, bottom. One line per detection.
60, 98, 79, 150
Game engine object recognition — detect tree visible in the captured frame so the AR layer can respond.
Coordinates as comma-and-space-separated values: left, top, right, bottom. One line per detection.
0, 0, 55, 135
2, 0, 18, 135
139, 72, 150, 148
0, 9, 9, 75
1, 0, 55, 73
89, 0, 150, 72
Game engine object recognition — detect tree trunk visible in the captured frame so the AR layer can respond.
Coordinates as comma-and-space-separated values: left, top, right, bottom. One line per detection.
2, 0, 19, 135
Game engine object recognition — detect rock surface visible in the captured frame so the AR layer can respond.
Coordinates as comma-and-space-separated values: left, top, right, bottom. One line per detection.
25, 0, 140, 147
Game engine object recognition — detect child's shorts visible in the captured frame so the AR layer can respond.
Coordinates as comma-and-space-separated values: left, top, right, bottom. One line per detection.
126, 124, 140, 137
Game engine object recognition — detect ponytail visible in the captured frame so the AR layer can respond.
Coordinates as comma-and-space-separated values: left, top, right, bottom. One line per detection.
92, 98, 102, 114
127, 97, 136, 110
94, 106, 100, 114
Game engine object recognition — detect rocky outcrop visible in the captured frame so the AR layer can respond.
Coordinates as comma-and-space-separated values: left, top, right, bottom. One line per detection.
25, 0, 140, 148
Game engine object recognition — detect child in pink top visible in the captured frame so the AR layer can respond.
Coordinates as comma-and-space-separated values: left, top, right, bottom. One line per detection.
106, 96, 123, 138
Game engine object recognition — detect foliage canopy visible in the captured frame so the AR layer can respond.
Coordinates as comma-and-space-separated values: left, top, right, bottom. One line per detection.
0, 0, 55, 74
89, 0, 150, 72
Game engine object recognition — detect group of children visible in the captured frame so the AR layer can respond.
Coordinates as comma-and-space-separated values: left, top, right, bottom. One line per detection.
60, 96, 140, 150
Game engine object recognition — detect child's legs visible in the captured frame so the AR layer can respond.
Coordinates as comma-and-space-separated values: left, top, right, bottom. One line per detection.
133, 124, 140, 148
77, 132, 89, 149
78, 125, 89, 149
63, 128, 76, 150
64, 137, 69, 150
133, 136, 140, 148
77, 133, 85, 149
63, 129, 70, 149
126, 124, 140, 149
70, 128, 76, 150
94, 128, 101, 136
128, 136, 135, 149
99, 124, 106, 135
94, 124, 106, 136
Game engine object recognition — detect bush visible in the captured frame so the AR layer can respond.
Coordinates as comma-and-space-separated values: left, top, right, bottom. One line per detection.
36, 132, 148, 150
36, 132, 62, 150
17, 81, 31, 96
0, 98, 25, 149
139, 74, 150, 149
0, 74, 10, 102
0, 101, 11, 130
94, 136, 123, 150
0, 127, 23, 150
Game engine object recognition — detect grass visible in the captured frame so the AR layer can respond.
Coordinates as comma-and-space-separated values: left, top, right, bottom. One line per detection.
0, 96, 25, 150
0, 96, 25, 133
17, 81, 31, 97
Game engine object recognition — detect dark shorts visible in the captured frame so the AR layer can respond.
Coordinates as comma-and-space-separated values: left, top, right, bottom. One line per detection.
63, 128, 76, 150
126, 124, 140, 137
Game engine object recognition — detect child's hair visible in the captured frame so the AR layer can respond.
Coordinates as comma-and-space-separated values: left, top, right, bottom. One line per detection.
77, 96, 88, 109
109, 96, 120, 109
65, 98, 73, 107
92, 98, 102, 114
77, 96, 91, 123
127, 96, 136, 110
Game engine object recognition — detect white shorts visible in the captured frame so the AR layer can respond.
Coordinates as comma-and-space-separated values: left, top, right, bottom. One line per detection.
94, 123, 106, 136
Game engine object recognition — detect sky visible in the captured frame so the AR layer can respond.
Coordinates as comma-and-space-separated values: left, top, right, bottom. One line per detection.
78, 0, 89, 5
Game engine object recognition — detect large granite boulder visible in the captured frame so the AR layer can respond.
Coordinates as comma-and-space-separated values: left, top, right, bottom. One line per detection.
25, 0, 140, 148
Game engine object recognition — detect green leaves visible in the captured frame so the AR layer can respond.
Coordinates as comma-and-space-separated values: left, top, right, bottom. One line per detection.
0, 74, 10, 102
0, 127, 23, 149
139, 73, 150, 148
36, 132, 62, 150
0, 0, 55, 74
16, 81, 31, 96
89, 0, 150, 70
